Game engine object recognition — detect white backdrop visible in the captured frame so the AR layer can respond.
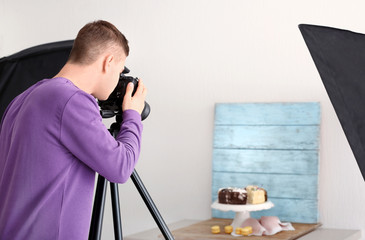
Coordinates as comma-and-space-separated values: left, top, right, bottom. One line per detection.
1, 1, 364, 239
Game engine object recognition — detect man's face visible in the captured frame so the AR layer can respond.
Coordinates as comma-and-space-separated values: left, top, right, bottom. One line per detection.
98, 51, 127, 100
110, 53, 127, 95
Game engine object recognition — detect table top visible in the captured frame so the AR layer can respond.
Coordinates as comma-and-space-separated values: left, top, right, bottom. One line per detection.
125, 219, 361, 240
168, 218, 321, 240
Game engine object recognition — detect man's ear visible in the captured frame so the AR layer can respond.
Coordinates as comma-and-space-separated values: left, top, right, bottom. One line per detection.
102, 54, 114, 73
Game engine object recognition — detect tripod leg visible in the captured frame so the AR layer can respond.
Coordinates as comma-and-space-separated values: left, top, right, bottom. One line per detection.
131, 170, 175, 240
89, 175, 108, 240
110, 182, 123, 240
89, 126, 173, 239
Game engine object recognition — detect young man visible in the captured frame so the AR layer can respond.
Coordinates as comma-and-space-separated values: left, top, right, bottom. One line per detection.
0, 20, 147, 239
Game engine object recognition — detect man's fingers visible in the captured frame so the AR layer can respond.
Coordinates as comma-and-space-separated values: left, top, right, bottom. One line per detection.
122, 79, 147, 114
136, 79, 145, 95
125, 82, 134, 97
142, 86, 147, 97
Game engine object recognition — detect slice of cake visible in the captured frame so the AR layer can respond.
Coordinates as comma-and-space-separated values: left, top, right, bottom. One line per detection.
218, 187, 247, 205
246, 185, 267, 204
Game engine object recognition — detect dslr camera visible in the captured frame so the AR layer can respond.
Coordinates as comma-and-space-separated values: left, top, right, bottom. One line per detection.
98, 67, 150, 120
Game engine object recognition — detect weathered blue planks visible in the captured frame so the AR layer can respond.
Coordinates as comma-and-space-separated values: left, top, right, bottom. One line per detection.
215, 103, 320, 125
214, 125, 319, 150
213, 149, 318, 174
212, 102, 320, 223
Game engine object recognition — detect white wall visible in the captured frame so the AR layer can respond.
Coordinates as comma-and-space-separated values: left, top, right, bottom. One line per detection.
1, 0, 365, 239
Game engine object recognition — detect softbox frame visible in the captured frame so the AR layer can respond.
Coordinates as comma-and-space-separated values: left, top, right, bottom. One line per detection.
299, 24, 365, 181
0, 40, 74, 119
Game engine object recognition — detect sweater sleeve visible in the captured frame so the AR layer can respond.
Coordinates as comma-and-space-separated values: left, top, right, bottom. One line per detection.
60, 91, 143, 183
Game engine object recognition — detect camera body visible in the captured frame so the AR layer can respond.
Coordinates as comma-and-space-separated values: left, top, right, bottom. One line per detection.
98, 67, 150, 120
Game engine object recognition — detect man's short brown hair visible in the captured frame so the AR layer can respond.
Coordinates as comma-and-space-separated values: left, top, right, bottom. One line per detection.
68, 20, 129, 65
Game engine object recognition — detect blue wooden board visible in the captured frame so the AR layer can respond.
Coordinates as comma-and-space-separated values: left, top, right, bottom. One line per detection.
213, 149, 318, 174
212, 102, 320, 223
214, 125, 319, 150
215, 103, 320, 125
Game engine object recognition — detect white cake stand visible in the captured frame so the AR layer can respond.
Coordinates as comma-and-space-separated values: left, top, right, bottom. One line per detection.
211, 200, 274, 236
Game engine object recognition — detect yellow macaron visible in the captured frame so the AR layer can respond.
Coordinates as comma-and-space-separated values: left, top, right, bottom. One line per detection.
211, 225, 221, 234
235, 227, 243, 234
224, 225, 233, 234
241, 226, 253, 236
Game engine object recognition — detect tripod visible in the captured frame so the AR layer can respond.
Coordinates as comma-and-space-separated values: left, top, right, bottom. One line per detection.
88, 113, 174, 240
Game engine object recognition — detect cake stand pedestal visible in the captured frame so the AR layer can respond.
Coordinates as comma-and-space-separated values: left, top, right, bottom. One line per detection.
211, 200, 274, 236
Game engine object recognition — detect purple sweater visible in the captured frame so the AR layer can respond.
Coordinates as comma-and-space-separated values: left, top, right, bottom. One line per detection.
0, 77, 143, 239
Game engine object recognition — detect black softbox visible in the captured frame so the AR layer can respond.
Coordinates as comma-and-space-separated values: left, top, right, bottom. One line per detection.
300, 24, 365, 181
0, 40, 74, 119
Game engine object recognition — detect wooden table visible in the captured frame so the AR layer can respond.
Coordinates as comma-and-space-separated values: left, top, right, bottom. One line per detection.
125, 218, 361, 240
170, 218, 321, 240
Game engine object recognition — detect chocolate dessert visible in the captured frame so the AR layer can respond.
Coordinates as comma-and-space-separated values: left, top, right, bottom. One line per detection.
218, 188, 247, 204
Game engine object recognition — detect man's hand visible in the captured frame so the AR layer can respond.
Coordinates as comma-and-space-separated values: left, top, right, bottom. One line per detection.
122, 79, 147, 114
